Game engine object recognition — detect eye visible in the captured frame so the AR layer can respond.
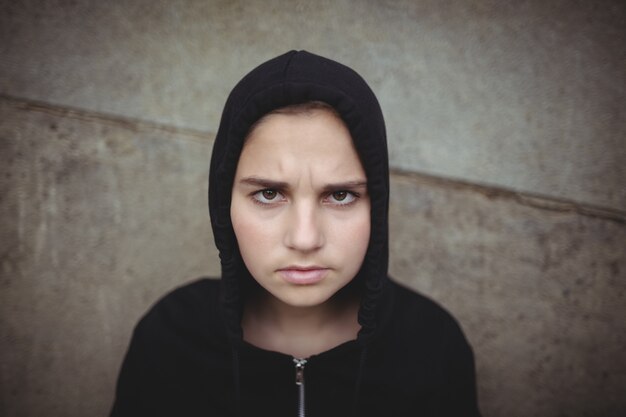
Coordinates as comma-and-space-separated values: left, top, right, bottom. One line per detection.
252, 189, 285, 205
262, 190, 277, 200
326, 191, 358, 206
332, 191, 348, 201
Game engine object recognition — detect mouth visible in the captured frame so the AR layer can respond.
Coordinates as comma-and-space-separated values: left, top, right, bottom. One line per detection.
277, 266, 329, 285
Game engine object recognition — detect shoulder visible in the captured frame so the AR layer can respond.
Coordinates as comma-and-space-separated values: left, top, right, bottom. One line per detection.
143, 277, 221, 321
388, 279, 458, 323
111, 278, 233, 415
133, 278, 227, 349
376, 279, 481, 416
149, 277, 221, 312
386, 278, 471, 350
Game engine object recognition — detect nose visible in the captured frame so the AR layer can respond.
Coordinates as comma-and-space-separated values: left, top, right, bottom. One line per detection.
284, 201, 324, 252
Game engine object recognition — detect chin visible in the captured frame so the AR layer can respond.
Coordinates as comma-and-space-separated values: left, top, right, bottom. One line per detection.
273, 287, 337, 308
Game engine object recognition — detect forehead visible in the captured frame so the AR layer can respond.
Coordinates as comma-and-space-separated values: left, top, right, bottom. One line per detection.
247, 105, 345, 137
244, 108, 353, 151
236, 109, 365, 179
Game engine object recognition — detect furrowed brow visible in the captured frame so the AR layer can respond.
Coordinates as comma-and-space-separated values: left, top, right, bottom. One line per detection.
239, 177, 289, 189
322, 181, 368, 192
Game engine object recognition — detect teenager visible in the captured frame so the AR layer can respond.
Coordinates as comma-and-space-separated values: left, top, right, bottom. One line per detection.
111, 50, 481, 417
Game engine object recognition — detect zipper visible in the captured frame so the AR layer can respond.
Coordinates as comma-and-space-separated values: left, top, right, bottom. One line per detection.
293, 358, 308, 417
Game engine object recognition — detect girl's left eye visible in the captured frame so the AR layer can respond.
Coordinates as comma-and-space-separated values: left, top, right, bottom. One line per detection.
327, 191, 357, 205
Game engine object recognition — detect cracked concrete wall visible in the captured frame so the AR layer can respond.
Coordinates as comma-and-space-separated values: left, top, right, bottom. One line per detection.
0, 98, 221, 415
389, 175, 625, 416
1, 1, 625, 416
2, 0, 624, 211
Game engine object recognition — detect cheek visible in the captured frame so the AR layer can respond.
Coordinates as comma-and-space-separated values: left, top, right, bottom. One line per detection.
231, 203, 276, 269
232, 218, 258, 250
353, 218, 371, 258
332, 210, 371, 265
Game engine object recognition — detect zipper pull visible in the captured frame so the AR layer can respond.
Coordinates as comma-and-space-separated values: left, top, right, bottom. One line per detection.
293, 358, 307, 385
293, 358, 308, 417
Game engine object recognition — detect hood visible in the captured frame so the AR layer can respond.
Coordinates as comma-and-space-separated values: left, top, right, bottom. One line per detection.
209, 50, 390, 347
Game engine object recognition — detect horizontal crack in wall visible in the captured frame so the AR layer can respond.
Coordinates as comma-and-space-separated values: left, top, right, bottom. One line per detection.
390, 168, 626, 224
3, 94, 623, 224
1, 93, 213, 143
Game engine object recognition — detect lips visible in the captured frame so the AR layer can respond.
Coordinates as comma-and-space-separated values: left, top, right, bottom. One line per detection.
278, 266, 329, 285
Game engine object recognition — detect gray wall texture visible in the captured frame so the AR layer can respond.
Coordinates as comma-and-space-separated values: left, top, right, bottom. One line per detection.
1, 1, 624, 416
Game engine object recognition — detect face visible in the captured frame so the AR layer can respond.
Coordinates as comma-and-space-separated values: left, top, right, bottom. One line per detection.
230, 108, 371, 309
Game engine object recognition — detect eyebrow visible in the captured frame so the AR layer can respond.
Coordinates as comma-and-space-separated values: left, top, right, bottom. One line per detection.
238, 177, 367, 191
239, 177, 289, 189
321, 181, 368, 192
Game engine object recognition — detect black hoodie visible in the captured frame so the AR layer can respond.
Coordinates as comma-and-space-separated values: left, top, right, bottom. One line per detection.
111, 50, 481, 417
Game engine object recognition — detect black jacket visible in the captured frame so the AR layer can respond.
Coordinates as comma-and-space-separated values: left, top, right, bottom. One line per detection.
111, 50, 481, 417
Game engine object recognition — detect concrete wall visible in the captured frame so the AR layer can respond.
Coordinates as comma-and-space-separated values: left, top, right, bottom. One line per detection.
1, 1, 624, 416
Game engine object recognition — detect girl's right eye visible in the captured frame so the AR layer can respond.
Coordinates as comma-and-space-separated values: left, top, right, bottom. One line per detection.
252, 189, 285, 205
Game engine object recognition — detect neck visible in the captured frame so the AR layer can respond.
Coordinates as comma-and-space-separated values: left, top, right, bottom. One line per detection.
263, 292, 355, 332
242, 289, 361, 357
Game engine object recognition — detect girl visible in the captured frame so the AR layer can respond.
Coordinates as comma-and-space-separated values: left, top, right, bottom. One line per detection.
111, 50, 481, 417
